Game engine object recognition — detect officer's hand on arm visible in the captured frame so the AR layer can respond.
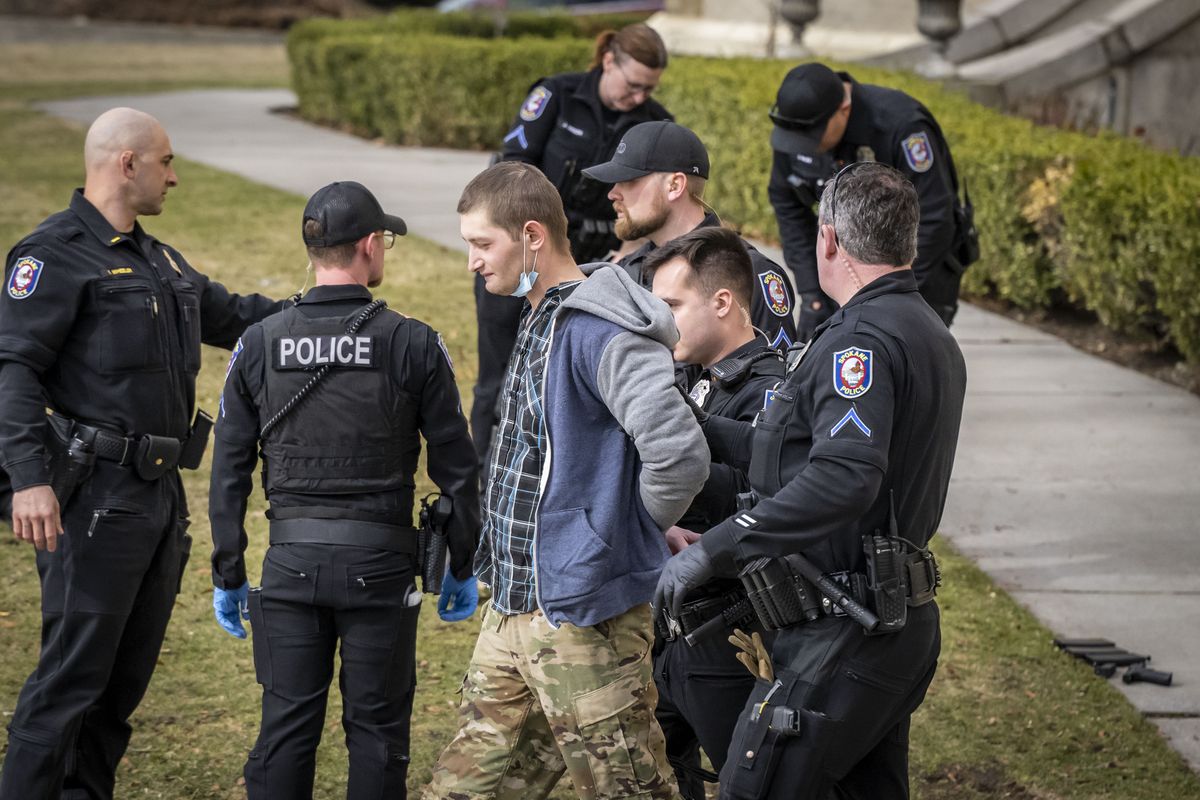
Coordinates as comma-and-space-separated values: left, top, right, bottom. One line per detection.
213, 582, 250, 638
653, 544, 715, 619
664, 525, 701, 555
438, 572, 478, 623
11, 485, 62, 552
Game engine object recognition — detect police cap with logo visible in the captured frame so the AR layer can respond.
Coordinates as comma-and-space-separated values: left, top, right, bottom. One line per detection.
769, 63, 846, 155
302, 181, 407, 247
582, 121, 710, 184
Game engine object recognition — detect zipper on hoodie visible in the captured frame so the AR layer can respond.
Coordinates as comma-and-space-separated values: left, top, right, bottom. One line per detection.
530, 313, 560, 625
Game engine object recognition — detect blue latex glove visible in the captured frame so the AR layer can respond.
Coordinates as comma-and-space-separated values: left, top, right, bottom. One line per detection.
438, 572, 478, 622
213, 582, 250, 639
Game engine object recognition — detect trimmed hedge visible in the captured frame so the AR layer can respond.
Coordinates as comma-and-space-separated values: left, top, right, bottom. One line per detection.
288, 12, 1200, 363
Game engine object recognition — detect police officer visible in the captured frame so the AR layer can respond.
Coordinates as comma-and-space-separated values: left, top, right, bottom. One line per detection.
584, 121, 798, 352
209, 181, 480, 800
473, 23, 672, 460
0, 107, 281, 799
643, 227, 784, 800
655, 163, 967, 798
768, 62, 973, 334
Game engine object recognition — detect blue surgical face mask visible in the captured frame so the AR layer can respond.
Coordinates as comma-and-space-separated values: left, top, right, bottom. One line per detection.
512, 233, 539, 298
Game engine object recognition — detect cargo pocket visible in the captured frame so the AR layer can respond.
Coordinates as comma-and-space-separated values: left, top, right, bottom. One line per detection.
573, 667, 660, 799
720, 670, 838, 800
247, 589, 271, 690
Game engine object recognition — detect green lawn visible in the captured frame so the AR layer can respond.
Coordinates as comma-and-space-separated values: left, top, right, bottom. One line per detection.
0, 37, 1198, 800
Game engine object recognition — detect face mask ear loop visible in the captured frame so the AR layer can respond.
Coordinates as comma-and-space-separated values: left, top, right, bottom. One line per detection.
513, 230, 540, 298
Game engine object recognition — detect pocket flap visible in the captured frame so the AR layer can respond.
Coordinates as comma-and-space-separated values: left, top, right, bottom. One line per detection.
573, 668, 644, 728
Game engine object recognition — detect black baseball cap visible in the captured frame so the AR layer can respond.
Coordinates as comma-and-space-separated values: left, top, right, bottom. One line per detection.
769, 63, 846, 154
302, 181, 407, 247
582, 121, 710, 184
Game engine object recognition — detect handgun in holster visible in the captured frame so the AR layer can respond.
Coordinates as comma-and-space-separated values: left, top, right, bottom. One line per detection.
45, 412, 96, 508
417, 493, 453, 595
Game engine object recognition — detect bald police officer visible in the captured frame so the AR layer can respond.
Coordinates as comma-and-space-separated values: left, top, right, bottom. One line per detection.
0, 107, 281, 799
209, 182, 480, 799
656, 163, 967, 798
769, 63, 974, 334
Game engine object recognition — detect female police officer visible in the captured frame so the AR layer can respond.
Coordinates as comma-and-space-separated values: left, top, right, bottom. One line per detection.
472, 23, 673, 459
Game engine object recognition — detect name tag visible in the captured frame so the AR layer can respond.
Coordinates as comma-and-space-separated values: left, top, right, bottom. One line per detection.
274, 336, 376, 369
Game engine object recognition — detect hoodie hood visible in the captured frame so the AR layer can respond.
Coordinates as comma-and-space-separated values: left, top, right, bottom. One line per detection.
562, 263, 679, 348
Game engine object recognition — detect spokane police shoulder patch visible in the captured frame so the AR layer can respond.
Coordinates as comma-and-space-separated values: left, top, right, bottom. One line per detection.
7, 256, 44, 300
520, 86, 552, 122
902, 132, 933, 173
833, 347, 872, 399
758, 270, 791, 317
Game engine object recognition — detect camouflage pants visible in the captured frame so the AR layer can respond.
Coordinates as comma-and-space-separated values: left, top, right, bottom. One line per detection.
422, 603, 681, 800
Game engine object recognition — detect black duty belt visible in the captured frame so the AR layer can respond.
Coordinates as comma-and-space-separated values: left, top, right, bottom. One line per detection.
47, 412, 188, 481
269, 518, 417, 554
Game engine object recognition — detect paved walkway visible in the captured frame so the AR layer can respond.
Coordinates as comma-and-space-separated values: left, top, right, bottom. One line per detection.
39, 89, 1200, 772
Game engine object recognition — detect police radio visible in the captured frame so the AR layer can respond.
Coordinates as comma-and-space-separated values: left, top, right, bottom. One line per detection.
862, 534, 908, 635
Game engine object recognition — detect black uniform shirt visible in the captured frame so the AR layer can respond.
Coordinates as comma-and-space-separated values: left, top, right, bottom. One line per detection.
620, 212, 799, 350
0, 189, 280, 490
209, 284, 479, 589
769, 75, 961, 302
700, 270, 967, 577
501, 69, 672, 224
677, 337, 784, 533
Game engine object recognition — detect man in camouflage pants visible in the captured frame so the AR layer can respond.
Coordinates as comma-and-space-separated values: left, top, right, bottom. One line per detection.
423, 163, 707, 800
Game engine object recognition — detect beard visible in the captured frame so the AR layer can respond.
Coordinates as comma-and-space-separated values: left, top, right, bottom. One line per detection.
614, 192, 670, 242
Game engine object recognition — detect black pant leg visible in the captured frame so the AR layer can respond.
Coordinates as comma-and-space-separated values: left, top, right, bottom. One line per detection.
672, 632, 763, 775
0, 467, 176, 800
828, 716, 914, 800
653, 639, 706, 800
471, 273, 523, 462
719, 606, 940, 800
336, 551, 421, 800
243, 546, 336, 800
67, 498, 188, 800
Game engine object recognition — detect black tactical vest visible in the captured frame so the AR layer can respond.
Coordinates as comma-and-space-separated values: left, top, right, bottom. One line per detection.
256, 305, 417, 498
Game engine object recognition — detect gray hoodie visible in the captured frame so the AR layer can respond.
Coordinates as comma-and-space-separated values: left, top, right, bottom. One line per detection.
530, 263, 709, 627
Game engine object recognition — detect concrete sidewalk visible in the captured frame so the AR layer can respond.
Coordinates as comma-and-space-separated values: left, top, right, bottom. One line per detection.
39, 89, 1200, 772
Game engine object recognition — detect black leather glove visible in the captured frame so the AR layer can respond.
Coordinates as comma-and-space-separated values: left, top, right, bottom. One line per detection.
653, 543, 715, 619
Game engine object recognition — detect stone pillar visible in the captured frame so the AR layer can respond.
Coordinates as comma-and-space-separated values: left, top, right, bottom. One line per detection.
779, 0, 821, 47
916, 0, 962, 78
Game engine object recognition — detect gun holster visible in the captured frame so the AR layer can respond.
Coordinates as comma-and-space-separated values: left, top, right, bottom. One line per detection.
417, 494, 453, 594
45, 414, 97, 508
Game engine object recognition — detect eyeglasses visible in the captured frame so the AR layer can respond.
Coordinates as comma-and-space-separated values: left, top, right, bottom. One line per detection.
823, 161, 872, 243
375, 231, 396, 250
614, 57, 658, 96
